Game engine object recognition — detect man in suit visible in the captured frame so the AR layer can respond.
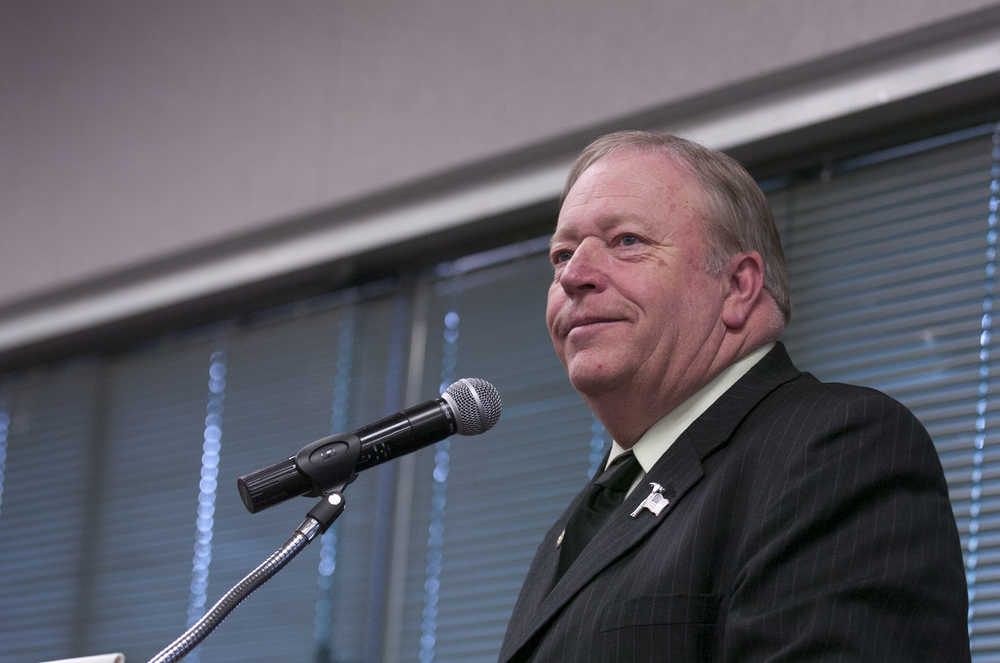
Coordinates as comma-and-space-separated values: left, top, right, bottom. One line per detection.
499, 131, 969, 661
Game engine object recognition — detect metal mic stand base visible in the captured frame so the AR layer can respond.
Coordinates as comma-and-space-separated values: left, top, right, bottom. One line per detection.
146, 491, 347, 663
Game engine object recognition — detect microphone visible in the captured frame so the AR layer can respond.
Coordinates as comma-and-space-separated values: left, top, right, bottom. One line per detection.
237, 378, 502, 513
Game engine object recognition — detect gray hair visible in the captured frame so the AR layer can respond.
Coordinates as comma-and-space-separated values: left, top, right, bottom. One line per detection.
564, 131, 791, 322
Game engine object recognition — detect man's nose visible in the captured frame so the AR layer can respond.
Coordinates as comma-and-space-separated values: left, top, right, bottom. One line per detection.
558, 238, 607, 293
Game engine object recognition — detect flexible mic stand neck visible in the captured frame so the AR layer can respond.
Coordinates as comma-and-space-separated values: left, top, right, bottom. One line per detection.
146, 489, 346, 663
147, 433, 363, 663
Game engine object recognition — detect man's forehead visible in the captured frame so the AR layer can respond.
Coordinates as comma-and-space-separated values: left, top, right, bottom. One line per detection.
552, 151, 706, 241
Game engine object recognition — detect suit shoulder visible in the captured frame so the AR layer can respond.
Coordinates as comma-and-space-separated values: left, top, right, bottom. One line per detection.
748, 373, 941, 475
766, 372, 925, 431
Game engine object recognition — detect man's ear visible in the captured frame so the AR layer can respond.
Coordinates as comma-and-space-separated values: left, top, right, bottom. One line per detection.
721, 251, 766, 329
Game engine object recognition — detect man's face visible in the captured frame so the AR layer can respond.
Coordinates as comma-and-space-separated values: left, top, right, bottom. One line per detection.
546, 150, 729, 400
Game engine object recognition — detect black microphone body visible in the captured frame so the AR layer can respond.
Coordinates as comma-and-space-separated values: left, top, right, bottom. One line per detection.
238, 378, 501, 513
355, 398, 456, 470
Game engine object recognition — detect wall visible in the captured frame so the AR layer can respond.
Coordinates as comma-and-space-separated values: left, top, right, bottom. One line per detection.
2, 0, 1000, 350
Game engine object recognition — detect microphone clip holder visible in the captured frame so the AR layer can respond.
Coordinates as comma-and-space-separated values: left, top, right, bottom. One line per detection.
294, 432, 362, 500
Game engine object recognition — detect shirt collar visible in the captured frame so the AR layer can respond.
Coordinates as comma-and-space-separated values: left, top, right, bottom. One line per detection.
606, 342, 775, 473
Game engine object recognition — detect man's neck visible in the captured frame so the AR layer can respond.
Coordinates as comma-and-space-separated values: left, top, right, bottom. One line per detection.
606, 343, 774, 470
586, 338, 774, 447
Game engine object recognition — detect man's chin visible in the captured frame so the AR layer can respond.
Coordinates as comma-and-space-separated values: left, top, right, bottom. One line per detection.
567, 364, 628, 397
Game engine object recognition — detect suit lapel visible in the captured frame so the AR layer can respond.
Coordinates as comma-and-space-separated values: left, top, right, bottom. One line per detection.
499, 485, 587, 653
499, 445, 617, 658
499, 344, 801, 663
680, 342, 800, 460
498, 438, 705, 663
540, 436, 704, 609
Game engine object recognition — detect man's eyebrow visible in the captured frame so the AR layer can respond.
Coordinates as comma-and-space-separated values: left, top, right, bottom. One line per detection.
549, 215, 643, 247
549, 229, 575, 247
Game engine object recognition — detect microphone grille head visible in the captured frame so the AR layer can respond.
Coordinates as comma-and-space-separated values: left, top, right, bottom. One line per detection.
442, 378, 503, 435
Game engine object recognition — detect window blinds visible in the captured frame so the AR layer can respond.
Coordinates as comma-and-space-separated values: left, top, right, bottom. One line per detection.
0, 288, 406, 663
776, 124, 1000, 659
0, 361, 99, 662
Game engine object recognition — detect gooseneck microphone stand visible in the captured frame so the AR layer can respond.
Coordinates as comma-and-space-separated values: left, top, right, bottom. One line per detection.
147, 378, 504, 663
146, 432, 363, 663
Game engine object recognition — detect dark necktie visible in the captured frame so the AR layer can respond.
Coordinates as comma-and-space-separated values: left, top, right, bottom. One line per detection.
554, 451, 643, 584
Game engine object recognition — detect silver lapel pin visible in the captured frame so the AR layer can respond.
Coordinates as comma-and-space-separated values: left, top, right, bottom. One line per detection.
630, 482, 670, 518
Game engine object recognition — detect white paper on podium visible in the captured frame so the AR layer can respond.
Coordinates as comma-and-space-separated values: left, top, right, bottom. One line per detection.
40, 654, 125, 663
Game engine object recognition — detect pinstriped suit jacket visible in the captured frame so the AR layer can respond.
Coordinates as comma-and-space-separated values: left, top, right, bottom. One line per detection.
499, 343, 969, 662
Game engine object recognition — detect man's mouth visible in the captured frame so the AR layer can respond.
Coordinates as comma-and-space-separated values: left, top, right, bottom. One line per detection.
566, 317, 623, 334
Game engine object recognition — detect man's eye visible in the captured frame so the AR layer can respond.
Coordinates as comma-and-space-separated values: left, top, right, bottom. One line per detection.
553, 250, 573, 264
620, 234, 640, 247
